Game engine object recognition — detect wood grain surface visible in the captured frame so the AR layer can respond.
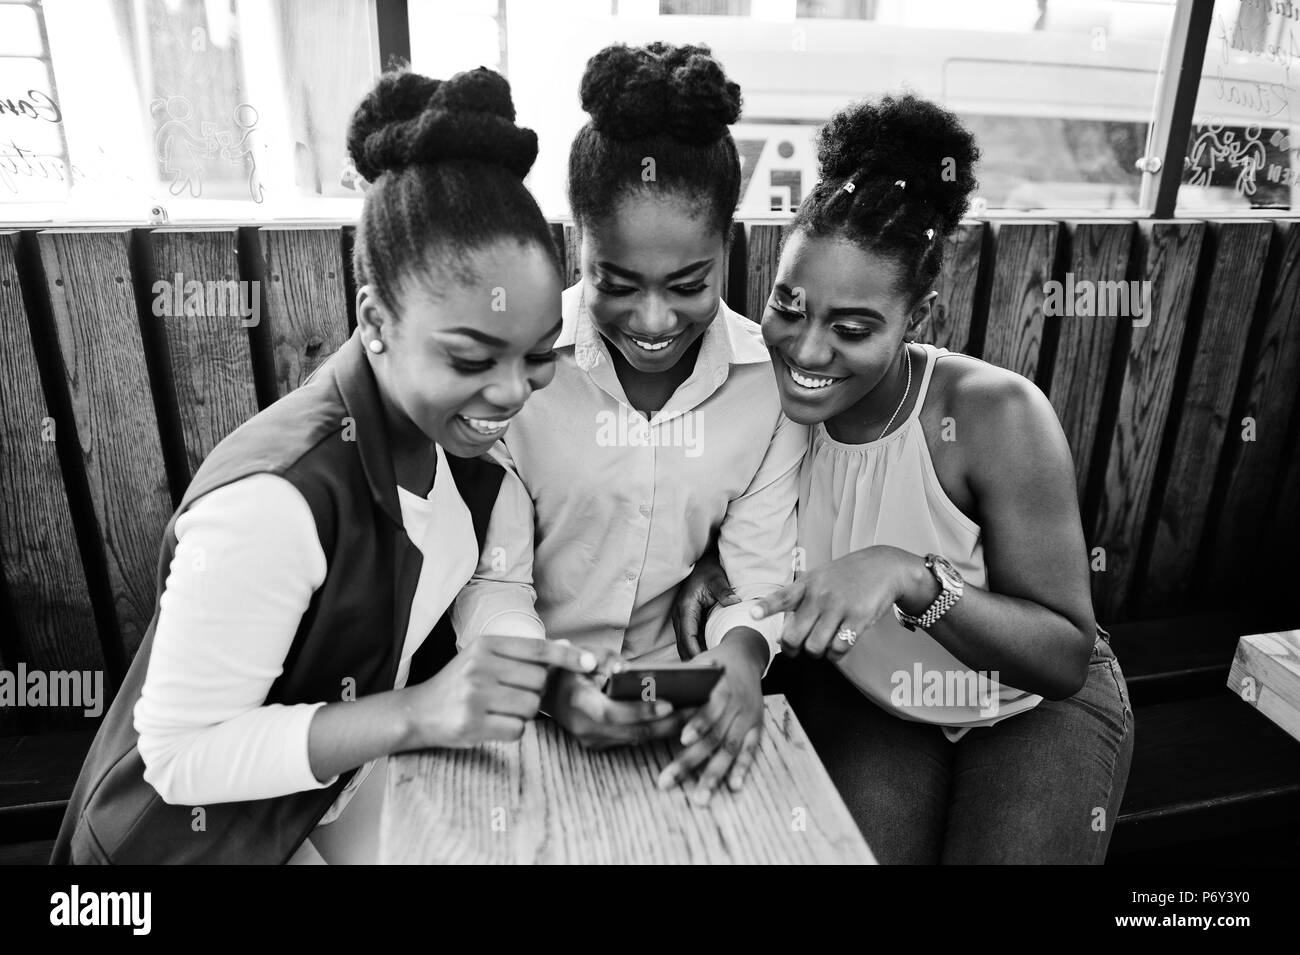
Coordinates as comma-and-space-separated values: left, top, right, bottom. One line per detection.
256, 227, 351, 399
35, 229, 175, 662
1206, 222, 1300, 596
979, 221, 1059, 382
382, 695, 875, 865
1088, 221, 1205, 622
926, 221, 986, 355
1046, 221, 1132, 499
0, 234, 105, 715
147, 228, 260, 484
1140, 221, 1273, 614
743, 224, 785, 324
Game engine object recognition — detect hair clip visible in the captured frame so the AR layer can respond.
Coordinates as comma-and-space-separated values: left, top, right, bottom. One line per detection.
894, 179, 906, 189
924, 228, 936, 241
842, 178, 856, 194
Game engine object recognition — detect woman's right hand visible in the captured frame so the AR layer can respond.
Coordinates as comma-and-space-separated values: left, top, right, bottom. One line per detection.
403, 635, 598, 749
544, 654, 689, 750
672, 553, 738, 659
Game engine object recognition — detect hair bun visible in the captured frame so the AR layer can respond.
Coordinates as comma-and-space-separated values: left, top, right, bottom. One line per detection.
817, 94, 979, 234
580, 42, 741, 145
347, 67, 538, 182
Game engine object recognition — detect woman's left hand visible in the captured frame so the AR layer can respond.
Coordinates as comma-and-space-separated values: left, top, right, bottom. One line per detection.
751, 546, 932, 663
657, 629, 767, 805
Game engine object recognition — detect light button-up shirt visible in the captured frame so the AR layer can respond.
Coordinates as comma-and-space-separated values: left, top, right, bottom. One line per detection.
452, 284, 806, 665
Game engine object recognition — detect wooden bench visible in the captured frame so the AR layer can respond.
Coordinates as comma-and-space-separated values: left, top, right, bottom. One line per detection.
2, 218, 1298, 864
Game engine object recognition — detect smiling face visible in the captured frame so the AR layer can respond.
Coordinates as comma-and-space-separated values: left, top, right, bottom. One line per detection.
761, 229, 932, 428
580, 192, 727, 374
356, 238, 563, 458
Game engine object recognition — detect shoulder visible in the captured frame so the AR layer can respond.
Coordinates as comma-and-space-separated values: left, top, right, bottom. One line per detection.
175, 474, 326, 583
929, 351, 1058, 438
925, 350, 1073, 492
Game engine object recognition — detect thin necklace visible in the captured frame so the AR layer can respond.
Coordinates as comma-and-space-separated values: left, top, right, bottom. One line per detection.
875, 346, 913, 441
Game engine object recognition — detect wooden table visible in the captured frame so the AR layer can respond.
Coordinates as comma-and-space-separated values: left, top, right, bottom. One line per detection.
381, 694, 876, 864
1231, 630, 1300, 743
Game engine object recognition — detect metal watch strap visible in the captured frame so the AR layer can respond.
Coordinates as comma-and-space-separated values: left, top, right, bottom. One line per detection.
894, 554, 962, 632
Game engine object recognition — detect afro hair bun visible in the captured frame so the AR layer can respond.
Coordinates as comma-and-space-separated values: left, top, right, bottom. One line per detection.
817, 93, 979, 234
347, 66, 538, 182
579, 41, 741, 145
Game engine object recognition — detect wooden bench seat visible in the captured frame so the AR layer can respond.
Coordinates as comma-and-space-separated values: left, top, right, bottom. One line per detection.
1112, 692, 1300, 862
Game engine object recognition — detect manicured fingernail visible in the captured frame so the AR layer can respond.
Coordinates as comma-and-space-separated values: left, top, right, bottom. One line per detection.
657, 768, 678, 790
579, 651, 597, 672
654, 701, 673, 717
729, 774, 744, 791
693, 785, 713, 806
680, 724, 699, 746
749, 606, 763, 619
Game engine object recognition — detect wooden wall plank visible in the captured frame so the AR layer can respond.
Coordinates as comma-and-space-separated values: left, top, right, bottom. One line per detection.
1206, 222, 1300, 595
1047, 221, 1133, 498
257, 227, 351, 399
554, 223, 581, 290
723, 221, 747, 316
35, 230, 174, 662
146, 229, 260, 486
744, 224, 784, 323
979, 222, 1060, 383
925, 221, 986, 354
0, 233, 106, 731
1139, 221, 1274, 614
1088, 221, 1206, 623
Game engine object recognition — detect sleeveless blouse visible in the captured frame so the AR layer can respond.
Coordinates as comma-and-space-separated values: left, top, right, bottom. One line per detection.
796, 344, 1042, 741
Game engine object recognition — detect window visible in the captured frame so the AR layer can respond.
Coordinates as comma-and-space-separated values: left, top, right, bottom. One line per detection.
412, 0, 1181, 218
4, 1, 1291, 223
1176, 0, 1298, 212
0, 0, 378, 223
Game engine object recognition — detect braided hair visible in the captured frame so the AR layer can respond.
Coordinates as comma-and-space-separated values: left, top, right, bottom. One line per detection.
348, 67, 559, 311
791, 94, 980, 300
568, 42, 743, 236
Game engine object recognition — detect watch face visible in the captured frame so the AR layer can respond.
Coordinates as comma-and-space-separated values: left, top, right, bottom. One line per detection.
928, 554, 964, 591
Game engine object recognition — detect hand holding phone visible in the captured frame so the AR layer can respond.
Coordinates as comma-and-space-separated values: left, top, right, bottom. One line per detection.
603, 660, 724, 707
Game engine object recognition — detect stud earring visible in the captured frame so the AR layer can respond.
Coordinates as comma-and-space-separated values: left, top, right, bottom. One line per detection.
368, 339, 385, 354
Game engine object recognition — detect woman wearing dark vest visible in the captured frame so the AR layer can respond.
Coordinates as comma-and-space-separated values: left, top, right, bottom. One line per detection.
679, 95, 1133, 863
51, 67, 595, 865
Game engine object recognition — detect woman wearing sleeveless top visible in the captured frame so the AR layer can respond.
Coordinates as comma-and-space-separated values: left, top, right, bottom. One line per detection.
682, 95, 1133, 864
51, 68, 596, 864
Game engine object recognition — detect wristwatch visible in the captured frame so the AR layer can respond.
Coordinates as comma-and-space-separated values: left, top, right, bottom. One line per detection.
894, 554, 964, 632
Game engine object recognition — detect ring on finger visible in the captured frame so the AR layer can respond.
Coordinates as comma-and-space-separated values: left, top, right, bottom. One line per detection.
834, 625, 858, 648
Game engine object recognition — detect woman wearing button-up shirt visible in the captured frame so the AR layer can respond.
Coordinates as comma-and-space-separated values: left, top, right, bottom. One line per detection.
453, 43, 805, 803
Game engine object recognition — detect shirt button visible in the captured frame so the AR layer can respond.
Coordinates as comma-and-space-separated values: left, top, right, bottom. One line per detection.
625, 570, 637, 581
638, 502, 651, 517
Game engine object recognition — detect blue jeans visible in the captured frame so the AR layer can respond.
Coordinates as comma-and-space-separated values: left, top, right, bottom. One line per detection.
779, 631, 1135, 864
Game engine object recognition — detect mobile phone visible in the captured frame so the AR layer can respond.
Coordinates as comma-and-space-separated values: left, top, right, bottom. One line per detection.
603, 661, 723, 707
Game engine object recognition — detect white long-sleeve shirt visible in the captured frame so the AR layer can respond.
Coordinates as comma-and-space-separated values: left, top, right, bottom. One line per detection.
453, 285, 806, 665
133, 444, 477, 816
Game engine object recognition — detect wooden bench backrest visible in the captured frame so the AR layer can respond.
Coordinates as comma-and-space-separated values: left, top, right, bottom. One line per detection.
1, 219, 1298, 731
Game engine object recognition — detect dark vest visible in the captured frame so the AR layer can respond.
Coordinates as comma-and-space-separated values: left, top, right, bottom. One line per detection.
50, 332, 504, 864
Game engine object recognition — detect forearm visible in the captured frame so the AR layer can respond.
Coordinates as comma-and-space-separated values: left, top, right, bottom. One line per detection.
893, 550, 1093, 699
306, 687, 424, 783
